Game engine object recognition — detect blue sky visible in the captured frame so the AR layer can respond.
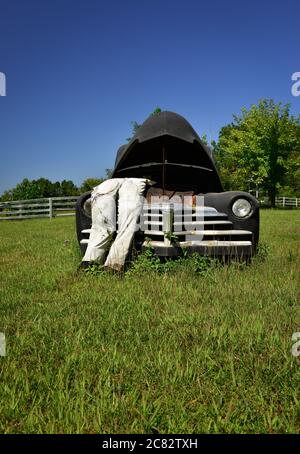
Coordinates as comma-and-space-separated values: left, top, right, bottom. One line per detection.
0, 0, 299, 194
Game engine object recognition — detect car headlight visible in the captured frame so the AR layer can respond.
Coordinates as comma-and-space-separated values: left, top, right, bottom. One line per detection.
232, 198, 252, 218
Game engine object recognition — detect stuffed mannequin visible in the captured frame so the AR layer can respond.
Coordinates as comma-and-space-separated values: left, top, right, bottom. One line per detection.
81, 178, 153, 271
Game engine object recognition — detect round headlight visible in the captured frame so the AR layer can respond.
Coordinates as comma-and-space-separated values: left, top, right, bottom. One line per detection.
232, 198, 252, 218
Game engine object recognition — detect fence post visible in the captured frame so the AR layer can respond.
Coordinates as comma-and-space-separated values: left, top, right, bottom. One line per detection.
49, 198, 53, 218
283, 197, 285, 208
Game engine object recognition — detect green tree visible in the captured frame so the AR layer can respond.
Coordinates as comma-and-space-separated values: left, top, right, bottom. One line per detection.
280, 124, 300, 196
52, 181, 62, 197
201, 134, 209, 145
10, 178, 45, 200
0, 178, 79, 201
34, 178, 55, 197
60, 180, 79, 196
0, 189, 14, 202
216, 99, 300, 206
79, 178, 104, 193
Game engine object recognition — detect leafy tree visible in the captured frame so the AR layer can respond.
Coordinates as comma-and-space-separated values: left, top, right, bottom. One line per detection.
0, 189, 13, 202
79, 178, 104, 193
0, 178, 79, 201
215, 99, 300, 206
279, 125, 300, 196
60, 180, 79, 196
201, 134, 209, 145
34, 178, 55, 197
51, 181, 62, 197
10, 178, 46, 200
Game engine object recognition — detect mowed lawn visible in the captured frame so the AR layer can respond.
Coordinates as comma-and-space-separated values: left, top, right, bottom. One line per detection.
0, 210, 299, 434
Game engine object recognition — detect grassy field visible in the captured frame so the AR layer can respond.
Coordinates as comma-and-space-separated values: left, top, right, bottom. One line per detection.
0, 209, 299, 434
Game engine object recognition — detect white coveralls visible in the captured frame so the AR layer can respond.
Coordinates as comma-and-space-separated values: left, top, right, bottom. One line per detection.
82, 178, 148, 270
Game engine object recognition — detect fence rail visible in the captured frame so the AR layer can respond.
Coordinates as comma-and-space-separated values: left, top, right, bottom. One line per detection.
0, 196, 78, 220
275, 197, 300, 208
260, 197, 300, 207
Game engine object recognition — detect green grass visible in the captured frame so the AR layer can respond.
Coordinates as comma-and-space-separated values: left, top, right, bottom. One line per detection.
0, 209, 299, 433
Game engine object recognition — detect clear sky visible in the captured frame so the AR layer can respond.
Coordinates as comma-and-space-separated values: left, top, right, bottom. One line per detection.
0, 0, 299, 194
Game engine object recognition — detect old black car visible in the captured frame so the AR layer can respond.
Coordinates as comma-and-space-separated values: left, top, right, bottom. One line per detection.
76, 111, 259, 260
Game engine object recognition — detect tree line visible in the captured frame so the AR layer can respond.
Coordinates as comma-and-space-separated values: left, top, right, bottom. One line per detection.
1, 99, 299, 205
0, 177, 105, 202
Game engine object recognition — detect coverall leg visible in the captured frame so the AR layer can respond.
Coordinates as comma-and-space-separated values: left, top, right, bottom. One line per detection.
104, 178, 147, 270
82, 178, 122, 263
82, 178, 148, 268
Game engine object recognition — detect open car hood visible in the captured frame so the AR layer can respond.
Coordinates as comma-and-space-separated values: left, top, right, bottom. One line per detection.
112, 111, 223, 193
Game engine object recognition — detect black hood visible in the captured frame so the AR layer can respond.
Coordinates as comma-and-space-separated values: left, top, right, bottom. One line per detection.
112, 111, 223, 193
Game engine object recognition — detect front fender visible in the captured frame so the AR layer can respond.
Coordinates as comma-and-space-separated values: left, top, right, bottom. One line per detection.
76, 191, 92, 255
204, 191, 259, 250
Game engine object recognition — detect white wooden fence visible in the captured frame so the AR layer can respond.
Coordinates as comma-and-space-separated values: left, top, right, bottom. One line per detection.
275, 197, 300, 208
260, 197, 300, 207
0, 196, 78, 220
